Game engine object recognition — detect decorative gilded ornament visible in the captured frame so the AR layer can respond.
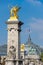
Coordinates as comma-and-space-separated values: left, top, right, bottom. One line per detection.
10, 6, 21, 20
21, 44, 25, 51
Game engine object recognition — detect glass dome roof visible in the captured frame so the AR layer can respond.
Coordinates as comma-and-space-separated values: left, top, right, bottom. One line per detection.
24, 34, 41, 55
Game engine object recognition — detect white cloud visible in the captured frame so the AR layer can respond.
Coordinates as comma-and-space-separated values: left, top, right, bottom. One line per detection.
29, 17, 43, 40
27, 0, 42, 5
30, 18, 43, 31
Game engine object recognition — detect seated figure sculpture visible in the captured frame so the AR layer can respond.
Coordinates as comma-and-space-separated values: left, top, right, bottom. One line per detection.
7, 46, 16, 59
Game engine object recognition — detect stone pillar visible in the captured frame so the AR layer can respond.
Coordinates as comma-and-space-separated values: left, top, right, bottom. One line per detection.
21, 51, 25, 65
5, 20, 23, 65
6, 21, 23, 59
5, 6, 23, 65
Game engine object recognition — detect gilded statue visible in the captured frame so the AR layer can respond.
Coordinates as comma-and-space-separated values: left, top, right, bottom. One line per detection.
10, 6, 21, 19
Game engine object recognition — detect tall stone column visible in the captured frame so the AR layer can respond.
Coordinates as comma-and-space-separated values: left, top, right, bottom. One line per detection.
5, 6, 23, 65
6, 21, 23, 59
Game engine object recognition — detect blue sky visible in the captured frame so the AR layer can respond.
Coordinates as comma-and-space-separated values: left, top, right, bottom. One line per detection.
0, 0, 43, 47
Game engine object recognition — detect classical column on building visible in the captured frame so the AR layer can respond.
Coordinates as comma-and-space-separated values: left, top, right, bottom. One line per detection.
20, 44, 25, 65
5, 6, 23, 65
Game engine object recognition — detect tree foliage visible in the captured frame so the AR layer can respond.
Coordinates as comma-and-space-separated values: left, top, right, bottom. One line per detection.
40, 52, 43, 62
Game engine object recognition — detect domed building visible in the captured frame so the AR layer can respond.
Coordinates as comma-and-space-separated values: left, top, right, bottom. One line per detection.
20, 34, 42, 60
25, 34, 41, 55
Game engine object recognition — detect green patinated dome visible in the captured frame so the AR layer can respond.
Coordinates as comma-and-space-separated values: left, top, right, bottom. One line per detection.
24, 34, 42, 55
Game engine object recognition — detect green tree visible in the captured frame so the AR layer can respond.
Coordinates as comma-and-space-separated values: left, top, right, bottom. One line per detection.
40, 52, 43, 62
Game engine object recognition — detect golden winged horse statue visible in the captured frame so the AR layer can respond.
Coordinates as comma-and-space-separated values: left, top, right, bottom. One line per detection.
10, 6, 21, 19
